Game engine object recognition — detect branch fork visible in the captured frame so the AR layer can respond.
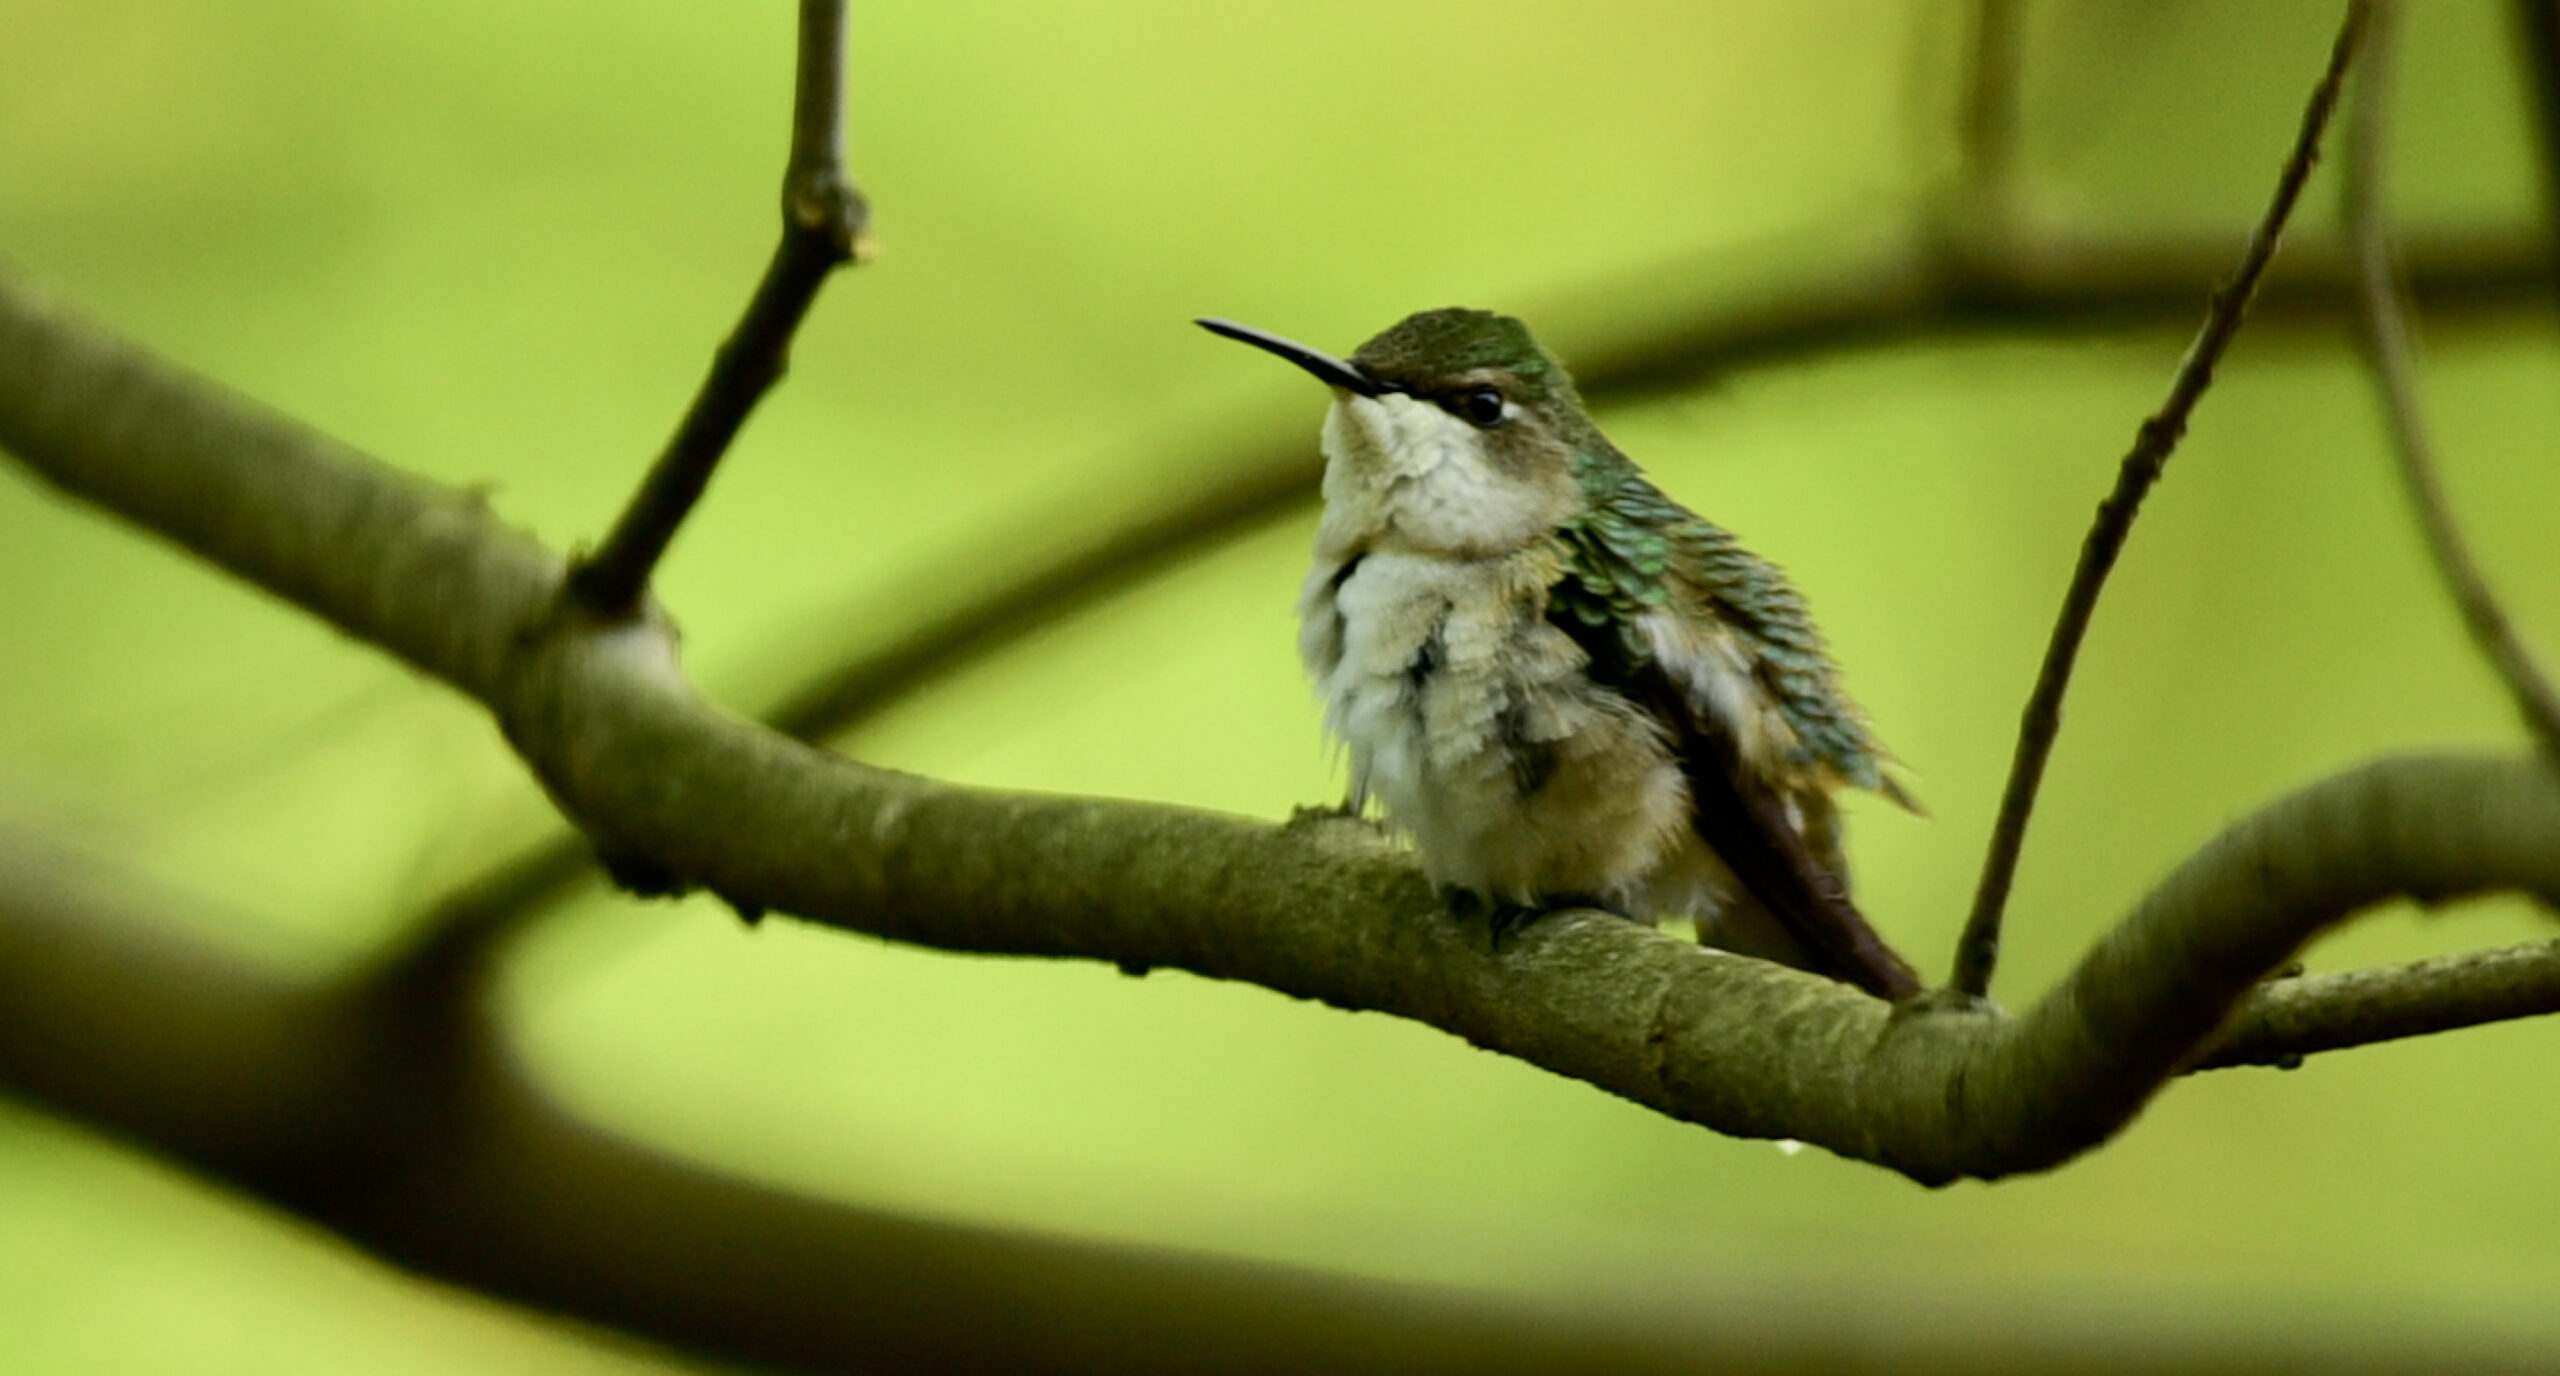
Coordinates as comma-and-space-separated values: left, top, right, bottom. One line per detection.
566, 0, 869, 619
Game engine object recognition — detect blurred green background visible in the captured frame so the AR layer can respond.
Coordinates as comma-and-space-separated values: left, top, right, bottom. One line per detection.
5, 0, 2560, 1369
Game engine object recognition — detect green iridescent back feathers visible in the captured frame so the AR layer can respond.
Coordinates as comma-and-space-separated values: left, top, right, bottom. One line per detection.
1553, 446, 1909, 805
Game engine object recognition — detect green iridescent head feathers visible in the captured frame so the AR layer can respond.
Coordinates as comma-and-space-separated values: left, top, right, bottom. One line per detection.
1350, 308, 1583, 414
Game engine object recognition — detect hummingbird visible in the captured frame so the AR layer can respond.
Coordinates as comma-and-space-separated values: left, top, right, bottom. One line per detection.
1199, 308, 1922, 1000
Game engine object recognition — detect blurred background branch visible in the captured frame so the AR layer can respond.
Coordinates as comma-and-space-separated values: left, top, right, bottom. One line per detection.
0, 826, 1751, 1375
2349, 0, 2560, 762
2508, 0, 2560, 286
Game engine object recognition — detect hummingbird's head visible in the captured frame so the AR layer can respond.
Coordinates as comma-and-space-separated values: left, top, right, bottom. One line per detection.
1198, 308, 1593, 558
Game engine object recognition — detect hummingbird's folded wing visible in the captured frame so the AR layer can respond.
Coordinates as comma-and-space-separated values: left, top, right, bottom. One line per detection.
1663, 703, 1925, 1001
1544, 593, 1923, 998
1549, 467, 1921, 998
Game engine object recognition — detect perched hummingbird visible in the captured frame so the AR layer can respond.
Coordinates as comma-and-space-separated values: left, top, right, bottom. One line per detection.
1200, 308, 1922, 1000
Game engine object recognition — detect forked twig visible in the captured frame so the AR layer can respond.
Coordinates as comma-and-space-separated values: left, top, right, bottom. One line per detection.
567, 0, 871, 618
1948, 1, 2373, 998
2510, 0, 2560, 287
1959, 0, 2024, 221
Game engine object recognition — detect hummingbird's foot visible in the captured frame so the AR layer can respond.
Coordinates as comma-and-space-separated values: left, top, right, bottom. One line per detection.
1441, 888, 1556, 950
1484, 901, 1547, 946
1287, 797, 1381, 831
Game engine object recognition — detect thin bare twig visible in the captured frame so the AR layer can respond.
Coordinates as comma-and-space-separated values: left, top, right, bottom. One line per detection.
2349, 1, 2560, 764
2196, 936, 2560, 1070
2511, 0, 2560, 289
566, 0, 870, 618
1959, 0, 2024, 223
1948, 1, 2373, 999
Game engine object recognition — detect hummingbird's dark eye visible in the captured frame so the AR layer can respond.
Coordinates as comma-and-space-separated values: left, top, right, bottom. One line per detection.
1451, 387, 1507, 428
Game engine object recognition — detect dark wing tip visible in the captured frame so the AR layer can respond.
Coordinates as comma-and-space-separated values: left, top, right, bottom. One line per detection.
1681, 722, 1924, 1000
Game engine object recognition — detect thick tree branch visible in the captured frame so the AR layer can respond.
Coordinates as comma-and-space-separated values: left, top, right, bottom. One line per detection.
7, 270, 2559, 1189
4, 829, 2533, 1374
2348, 2, 2560, 765
566, 0, 869, 619
1951, 1, 2371, 998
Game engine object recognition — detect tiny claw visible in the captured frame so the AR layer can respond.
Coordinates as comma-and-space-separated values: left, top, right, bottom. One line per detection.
1439, 887, 1503, 950
1485, 900, 1549, 948
1287, 799, 1364, 827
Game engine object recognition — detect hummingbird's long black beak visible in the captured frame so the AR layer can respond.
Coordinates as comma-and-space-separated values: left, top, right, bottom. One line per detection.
1196, 318, 1386, 396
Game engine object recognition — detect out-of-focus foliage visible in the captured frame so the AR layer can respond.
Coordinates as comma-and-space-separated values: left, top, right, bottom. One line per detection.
2, 1, 2557, 1369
